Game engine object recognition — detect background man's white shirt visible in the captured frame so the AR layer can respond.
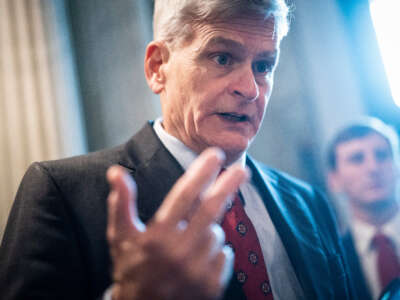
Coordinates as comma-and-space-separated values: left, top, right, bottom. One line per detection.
351, 211, 400, 299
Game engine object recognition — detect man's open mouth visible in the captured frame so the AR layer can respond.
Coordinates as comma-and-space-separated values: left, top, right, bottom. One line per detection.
218, 112, 249, 122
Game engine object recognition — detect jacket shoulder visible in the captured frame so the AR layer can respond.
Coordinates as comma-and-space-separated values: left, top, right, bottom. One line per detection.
254, 160, 335, 226
254, 160, 317, 197
38, 143, 125, 177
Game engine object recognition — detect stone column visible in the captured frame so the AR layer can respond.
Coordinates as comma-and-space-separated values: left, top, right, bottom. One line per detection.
0, 0, 87, 237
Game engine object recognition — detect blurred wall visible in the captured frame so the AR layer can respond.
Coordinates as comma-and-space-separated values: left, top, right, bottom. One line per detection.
0, 0, 87, 237
67, 0, 160, 151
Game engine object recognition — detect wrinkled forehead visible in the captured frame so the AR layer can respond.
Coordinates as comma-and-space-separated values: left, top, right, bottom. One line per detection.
177, 20, 280, 64
167, 13, 280, 49
187, 16, 280, 51
197, 14, 278, 39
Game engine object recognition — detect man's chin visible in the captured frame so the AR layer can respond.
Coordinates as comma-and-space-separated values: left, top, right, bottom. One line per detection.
200, 134, 252, 162
359, 196, 395, 210
219, 144, 249, 164
364, 188, 392, 202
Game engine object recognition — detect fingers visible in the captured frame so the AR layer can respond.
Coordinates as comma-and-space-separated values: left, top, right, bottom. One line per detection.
184, 224, 233, 299
190, 224, 225, 263
185, 164, 249, 237
106, 165, 144, 244
206, 164, 249, 220
105, 150, 243, 300
208, 224, 226, 258
154, 147, 225, 226
216, 246, 235, 287
204, 245, 235, 299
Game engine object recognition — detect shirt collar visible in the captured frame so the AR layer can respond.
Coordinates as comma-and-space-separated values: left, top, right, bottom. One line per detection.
351, 218, 376, 255
351, 207, 400, 254
153, 117, 246, 170
382, 209, 400, 249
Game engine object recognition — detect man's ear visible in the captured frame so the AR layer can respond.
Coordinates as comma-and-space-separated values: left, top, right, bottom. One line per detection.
144, 41, 169, 94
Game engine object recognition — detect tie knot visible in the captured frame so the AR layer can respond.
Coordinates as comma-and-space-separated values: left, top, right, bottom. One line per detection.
372, 232, 394, 248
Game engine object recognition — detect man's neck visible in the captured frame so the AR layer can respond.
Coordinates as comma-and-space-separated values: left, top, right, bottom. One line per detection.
352, 199, 399, 226
157, 118, 246, 167
153, 118, 246, 169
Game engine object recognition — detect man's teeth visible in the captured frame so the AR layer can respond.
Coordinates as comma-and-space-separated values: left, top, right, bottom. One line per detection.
219, 113, 247, 121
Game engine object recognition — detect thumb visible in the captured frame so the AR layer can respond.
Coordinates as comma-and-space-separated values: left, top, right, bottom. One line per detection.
106, 165, 145, 244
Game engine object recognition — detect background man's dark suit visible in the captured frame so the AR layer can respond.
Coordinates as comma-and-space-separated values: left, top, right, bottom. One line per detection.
341, 231, 373, 300
0, 122, 351, 299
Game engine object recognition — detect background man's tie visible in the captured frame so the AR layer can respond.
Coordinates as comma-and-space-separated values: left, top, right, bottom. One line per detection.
373, 232, 400, 290
221, 192, 273, 300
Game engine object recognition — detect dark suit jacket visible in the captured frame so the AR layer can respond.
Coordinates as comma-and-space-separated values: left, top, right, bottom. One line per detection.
0, 122, 352, 299
341, 231, 373, 300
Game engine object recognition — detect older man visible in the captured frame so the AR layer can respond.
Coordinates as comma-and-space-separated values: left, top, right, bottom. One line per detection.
327, 117, 400, 299
0, 1, 352, 299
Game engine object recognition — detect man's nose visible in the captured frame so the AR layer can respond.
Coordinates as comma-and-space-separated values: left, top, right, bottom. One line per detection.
365, 155, 380, 172
231, 66, 259, 101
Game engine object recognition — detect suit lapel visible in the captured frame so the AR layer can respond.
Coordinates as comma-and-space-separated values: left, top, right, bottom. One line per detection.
118, 122, 185, 223
342, 231, 372, 300
247, 157, 333, 299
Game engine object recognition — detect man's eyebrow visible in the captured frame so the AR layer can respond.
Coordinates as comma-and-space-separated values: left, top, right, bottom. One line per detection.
200, 36, 278, 59
258, 50, 278, 60
202, 36, 245, 52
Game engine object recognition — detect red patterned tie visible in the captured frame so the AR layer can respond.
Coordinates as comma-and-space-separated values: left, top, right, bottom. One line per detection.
373, 232, 400, 290
221, 192, 273, 300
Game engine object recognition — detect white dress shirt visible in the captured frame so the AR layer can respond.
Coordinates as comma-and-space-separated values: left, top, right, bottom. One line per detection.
153, 118, 304, 300
350, 211, 400, 299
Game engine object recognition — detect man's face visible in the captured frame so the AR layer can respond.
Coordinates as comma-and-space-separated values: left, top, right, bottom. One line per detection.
159, 17, 280, 163
329, 133, 398, 209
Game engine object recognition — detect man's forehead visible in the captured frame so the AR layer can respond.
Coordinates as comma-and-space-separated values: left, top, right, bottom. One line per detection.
336, 134, 391, 156
198, 17, 277, 38
201, 36, 278, 57
191, 19, 280, 55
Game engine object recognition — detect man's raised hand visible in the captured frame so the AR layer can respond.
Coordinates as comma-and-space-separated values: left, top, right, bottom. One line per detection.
106, 148, 249, 300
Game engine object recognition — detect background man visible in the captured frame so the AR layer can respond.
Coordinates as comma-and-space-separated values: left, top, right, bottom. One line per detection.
0, 1, 352, 299
327, 117, 400, 299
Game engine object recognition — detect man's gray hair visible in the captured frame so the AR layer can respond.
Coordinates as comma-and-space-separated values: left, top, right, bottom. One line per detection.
153, 0, 291, 45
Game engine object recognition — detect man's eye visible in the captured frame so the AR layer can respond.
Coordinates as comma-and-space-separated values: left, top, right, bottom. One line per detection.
348, 153, 364, 164
213, 54, 232, 66
253, 60, 273, 74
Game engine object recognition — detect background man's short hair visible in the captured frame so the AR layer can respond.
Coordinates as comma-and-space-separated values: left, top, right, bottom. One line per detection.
326, 117, 400, 171
153, 0, 292, 46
